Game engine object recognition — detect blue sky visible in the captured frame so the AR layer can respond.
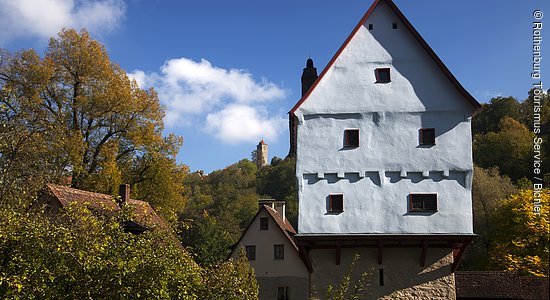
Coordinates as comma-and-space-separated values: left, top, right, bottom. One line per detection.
1, 0, 548, 173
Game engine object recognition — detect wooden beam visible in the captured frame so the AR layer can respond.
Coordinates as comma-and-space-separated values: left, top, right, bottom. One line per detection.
336, 243, 341, 265
420, 240, 428, 267
451, 241, 471, 272
377, 240, 383, 265
299, 245, 313, 273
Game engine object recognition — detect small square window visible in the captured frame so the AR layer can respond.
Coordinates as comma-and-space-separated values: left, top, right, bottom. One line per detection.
392, 22, 398, 29
375, 68, 391, 83
419, 128, 436, 145
277, 286, 290, 300
245, 245, 256, 261
329, 194, 344, 212
344, 129, 359, 148
274, 244, 284, 260
409, 194, 437, 212
260, 217, 268, 230
368, 23, 373, 30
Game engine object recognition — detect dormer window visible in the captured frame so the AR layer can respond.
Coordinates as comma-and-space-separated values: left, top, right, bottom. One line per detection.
329, 194, 344, 212
409, 194, 437, 212
344, 129, 359, 148
375, 68, 391, 83
260, 217, 268, 230
419, 128, 436, 145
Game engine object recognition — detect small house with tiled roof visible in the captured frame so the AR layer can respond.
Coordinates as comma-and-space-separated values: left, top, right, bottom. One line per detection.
36, 183, 166, 234
229, 200, 308, 300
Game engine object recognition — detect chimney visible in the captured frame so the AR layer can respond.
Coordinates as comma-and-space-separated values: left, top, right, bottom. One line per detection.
275, 201, 286, 223
258, 199, 286, 223
118, 184, 130, 206
301, 58, 318, 97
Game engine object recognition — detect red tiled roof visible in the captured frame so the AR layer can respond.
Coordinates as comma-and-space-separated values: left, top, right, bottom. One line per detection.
455, 271, 550, 299
45, 184, 166, 230
263, 205, 298, 251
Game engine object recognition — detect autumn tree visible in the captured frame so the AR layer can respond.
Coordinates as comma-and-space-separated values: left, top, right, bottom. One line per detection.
460, 166, 517, 270
489, 189, 549, 277
0, 29, 186, 214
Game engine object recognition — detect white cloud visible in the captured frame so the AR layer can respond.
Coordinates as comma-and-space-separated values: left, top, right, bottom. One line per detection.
205, 104, 286, 144
0, 0, 126, 43
156, 57, 285, 114
129, 57, 287, 145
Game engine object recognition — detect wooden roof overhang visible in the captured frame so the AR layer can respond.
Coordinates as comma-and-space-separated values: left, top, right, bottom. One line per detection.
294, 234, 476, 273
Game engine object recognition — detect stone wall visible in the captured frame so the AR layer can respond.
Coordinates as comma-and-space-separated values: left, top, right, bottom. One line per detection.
309, 247, 455, 299
256, 276, 309, 300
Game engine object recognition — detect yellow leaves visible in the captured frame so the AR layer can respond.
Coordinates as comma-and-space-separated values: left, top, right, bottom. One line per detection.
489, 189, 549, 277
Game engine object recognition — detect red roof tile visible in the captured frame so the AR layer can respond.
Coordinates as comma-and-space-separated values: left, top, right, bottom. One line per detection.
45, 184, 166, 230
263, 205, 298, 251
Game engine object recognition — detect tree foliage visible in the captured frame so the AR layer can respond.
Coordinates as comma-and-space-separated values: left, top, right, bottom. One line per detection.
489, 189, 549, 277
473, 96, 521, 135
325, 254, 372, 300
472, 91, 550, 184
203, 248, 259, 300
461, 166, 517, 270
256, 156, 298, 227
0, 203, 258, 299
181, 159, 259, 266
473, 117, 534, 182
0, 29, 186, 214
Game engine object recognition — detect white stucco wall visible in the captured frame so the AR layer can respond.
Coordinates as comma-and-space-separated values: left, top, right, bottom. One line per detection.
295, 1, 475, 234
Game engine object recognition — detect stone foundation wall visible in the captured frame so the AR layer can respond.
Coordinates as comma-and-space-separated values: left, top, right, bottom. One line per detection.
256, 276, 309, 300
309, 247, 455, 299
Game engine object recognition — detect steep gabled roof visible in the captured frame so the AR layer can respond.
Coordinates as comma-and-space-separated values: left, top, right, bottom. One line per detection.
289, 0, 482, 115
263, 205, 297, 250
231, 205, 298, 254
44, 183, 166, 230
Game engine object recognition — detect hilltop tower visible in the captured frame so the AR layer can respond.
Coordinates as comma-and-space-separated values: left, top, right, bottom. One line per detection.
256, 139, 268, 168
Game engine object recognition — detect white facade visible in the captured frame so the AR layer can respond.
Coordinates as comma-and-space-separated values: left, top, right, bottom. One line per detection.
294, 0, 478, 235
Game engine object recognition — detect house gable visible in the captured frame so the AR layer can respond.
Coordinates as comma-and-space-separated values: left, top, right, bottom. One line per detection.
229, 206, 307, 278
290, 0, 481, 118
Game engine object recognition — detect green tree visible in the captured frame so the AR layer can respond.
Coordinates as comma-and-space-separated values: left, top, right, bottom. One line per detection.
0, 204, 202, 299
256, 156, 298, 227
0, 29, 186, 214
326, 254, 372, 300
473, 96, 521, 135
0, 202, 259, 299
202, 248, 259, 300
181, 159, 259, 265
473, 117, 533, 181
